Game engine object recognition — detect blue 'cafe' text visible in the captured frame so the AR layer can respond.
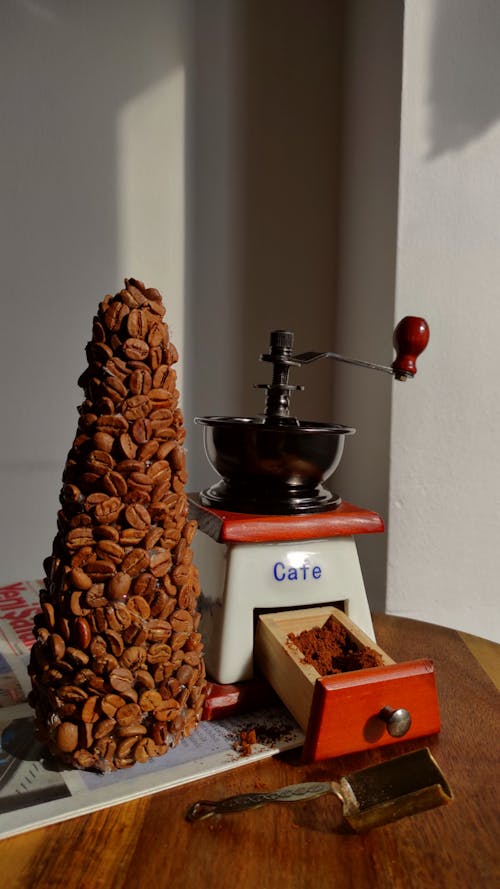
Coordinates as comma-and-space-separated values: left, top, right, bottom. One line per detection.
273, 561, 322, 582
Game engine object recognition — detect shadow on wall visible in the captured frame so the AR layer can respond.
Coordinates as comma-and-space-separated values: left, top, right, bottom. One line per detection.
185, 1, 343, 492
237, 1, 342, 424
428, 0, 500, 157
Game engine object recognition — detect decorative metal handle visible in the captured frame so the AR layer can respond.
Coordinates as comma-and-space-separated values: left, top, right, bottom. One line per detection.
186, 781, 337, 822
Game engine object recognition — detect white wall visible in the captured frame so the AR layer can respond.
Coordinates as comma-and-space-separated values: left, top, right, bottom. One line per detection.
0, 0, 191, 584
0, 1, 342, 584
387, 0, 500, 642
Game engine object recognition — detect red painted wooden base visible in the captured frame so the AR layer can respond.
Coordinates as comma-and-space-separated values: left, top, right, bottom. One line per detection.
202, 677, 278, 721
188, 493, 384, 543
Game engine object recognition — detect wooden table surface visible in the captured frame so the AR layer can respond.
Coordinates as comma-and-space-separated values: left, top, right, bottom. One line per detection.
2, 615, 499, 889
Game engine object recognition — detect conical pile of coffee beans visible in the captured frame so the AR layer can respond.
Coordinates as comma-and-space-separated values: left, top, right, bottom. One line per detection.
28, 278, 207, 771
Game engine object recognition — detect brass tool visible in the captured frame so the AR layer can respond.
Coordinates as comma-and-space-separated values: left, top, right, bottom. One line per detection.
186, 748, 452, 832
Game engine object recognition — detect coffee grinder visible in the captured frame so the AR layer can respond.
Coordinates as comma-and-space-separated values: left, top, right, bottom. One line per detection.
188, 317, 430, 696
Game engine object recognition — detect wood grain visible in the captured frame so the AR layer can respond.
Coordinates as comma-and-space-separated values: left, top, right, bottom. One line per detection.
2, 615, 499, 889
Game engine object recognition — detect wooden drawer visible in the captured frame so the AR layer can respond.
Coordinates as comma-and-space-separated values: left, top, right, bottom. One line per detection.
254, 607, 441, 762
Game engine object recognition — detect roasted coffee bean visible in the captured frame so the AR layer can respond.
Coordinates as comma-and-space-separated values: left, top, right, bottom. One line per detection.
150, 406, 173, 423
74, 617, 92, 650
94, 496, 122, 524
125, 503, 151, 529
102, 470, 128, 498
104, 301, 129, 332
109, 666, 134, 693
114, 724, 146, 741
94, 523, 120, 542
144, 526, 163, 550
122, 338, 149, 360
150, 548, 172, 578
147, 620, 172, 642
106, 603, 132, 631
134, 737, 156, 763
130, 471, 152, 489
96, 414, 128, 436
129, 367, 152, 395
65, 646, 89, 667
66, 527, 94, 549
85, 585, 108, 608
139, 689, 163, 712
119, 527, 146, 545
57, 722, 79, 752
115, 459, 145, 476
119, 646, 147, 671
70, 567, 93, 591
70, 546, 94, 569
105, 630, 125, 657
170, 609, 193, 634
148, 460, 171, 483
137, 440, 159, 461
106, 356, 128, 379
118, 432, 137, 459
122, 395, 151, 421
58, 684, 89, 702
96, 540, 125, 563
94, 717, 116, 740
108, 572, 132, 601
122, 548, 149, 576
127, 308, 149, 338
70, 590, 89, 616
133, 572, 156, 598
126, 596, 150, 621
131, 417, 151, 444
85, 559, 116, 581
116, 702, 142, 726
147, 643, 172, 664
101, 693, 126, 718
81, 695, 100, 724
135, 669, 155, 690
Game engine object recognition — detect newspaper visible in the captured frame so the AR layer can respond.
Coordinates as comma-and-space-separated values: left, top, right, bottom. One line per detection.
0, 581, 303, 840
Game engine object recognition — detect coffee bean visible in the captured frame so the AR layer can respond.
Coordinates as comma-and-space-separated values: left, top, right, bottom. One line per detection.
125, 503, 151, 530
131, 417, 151, 444
137, 440, 159, 461
70, 567, 93, 591
139, 689, 163, 711
96, 414, 128, 435
109, 666, 134, 693
57, 722, 79, 752
123, 338, 149, 360
74, 617, 92, 650
127, 595, 151, 620
129, 367, 152, 395
102, 470, 128, 498
122, 548, 149, 576
115, 702, 142, 726
108, 572, 132, 601
118, 432, 137, 459
94, 496, 122, 524
119, 646, 147, 671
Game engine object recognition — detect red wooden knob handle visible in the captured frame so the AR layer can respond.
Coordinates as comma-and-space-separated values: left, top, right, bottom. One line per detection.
392, 316, 430, 379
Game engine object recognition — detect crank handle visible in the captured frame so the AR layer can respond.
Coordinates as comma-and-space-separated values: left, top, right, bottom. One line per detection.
293, 316, 430, 381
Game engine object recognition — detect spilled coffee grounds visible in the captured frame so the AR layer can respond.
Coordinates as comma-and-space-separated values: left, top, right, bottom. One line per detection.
288, 616, 383, 676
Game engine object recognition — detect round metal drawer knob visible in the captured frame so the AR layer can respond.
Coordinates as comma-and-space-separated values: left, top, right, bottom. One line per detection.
379, 706, 412, 738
